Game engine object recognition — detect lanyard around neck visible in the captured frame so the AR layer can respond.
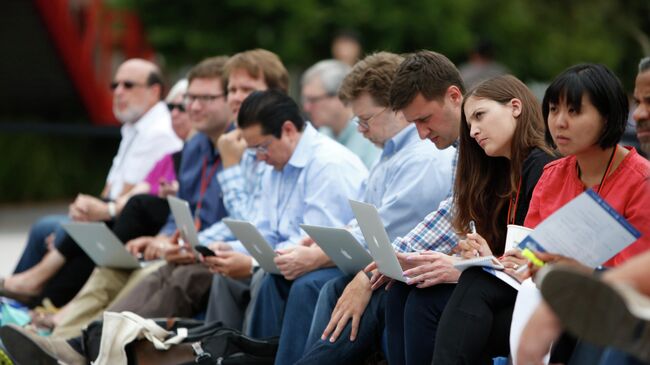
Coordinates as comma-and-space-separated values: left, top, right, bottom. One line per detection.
577, 146, 617, 196
507, 177, 522, 225
194, 156, 221, 230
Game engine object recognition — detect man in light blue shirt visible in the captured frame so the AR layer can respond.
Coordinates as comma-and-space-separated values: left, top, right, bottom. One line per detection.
302, 59, 381, 168
292, 52, 455, 365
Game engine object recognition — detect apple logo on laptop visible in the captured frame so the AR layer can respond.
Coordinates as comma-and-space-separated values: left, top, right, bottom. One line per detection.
340, 249, 352, 260
373, 236, 380, 248
96, 241, 106, 251
254, 245, 263, 254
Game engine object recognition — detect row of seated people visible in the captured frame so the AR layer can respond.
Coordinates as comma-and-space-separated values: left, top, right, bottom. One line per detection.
0, 49, 648, 365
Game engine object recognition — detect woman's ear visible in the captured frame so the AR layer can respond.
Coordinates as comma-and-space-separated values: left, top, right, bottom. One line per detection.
510, 98, 522, 118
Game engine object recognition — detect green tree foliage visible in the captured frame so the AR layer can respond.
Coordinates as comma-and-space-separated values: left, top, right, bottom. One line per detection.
114, 0, 648, 85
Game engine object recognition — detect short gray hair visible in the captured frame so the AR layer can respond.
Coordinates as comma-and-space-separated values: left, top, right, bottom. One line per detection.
165, 79, 188, 102
301, 59, 351, 95
639, 57, 650, 73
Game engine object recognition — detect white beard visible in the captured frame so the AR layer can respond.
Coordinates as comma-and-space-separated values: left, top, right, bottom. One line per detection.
113, 104, 146, 124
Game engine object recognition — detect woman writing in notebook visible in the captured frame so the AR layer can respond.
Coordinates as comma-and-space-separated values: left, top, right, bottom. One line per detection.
433, 64, 650, 364
384, 74, 556, 365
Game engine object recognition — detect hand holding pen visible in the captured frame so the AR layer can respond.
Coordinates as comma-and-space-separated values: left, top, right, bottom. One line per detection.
457, 220, 493, 258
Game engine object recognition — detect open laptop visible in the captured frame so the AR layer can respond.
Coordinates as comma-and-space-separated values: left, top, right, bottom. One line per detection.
300, 224, 373, 276
222, 219, 281, 275
349, 200, 408, 282
167, 196, 201, 249
62, 222, 143, 269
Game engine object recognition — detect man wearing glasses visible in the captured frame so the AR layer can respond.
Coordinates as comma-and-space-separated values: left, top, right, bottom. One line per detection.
0, 58, 181, 308
301, 59, 380, 168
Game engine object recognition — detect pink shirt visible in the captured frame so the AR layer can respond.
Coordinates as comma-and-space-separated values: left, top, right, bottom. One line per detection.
144, 153, 177, 196
525, 147, 650, 267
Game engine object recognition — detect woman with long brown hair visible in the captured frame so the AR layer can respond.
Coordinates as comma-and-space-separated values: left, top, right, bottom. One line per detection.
384, 74, 556, 365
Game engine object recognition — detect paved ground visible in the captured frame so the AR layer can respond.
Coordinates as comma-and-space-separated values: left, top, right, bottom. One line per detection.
0, 202, 68, 277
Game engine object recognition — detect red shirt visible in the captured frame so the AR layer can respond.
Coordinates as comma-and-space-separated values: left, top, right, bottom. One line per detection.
524, 147, 650, 267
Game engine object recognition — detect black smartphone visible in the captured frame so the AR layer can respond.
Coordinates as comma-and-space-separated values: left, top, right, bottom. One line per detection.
194, 245, 217, 257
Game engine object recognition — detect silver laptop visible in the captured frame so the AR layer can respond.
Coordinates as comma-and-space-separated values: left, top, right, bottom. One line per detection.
349, 200, 408, 282
62, 222, 142, 269
167, 196, 201, 248
222, 219, 281, 275
300, 224, 373, 276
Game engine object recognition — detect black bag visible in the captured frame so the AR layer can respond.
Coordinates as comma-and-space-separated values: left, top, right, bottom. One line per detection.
81, 318, 277, 365
192, 328, 278, 365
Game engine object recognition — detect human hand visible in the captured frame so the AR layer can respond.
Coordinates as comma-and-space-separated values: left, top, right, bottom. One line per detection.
321, 271, 372, 342
402, 251, 461, 288
69, 194, 110, 221
457, 233, 493, 258
164, 244, 197, 264
527, 252, 588, 279
217, 129, 247, 168
363, 262, 394, 291
274, 245, 329, 280
516, 301, 561, 365
299, 236, 315, 247
158, 180, 179, 198
203, 251, 252, 278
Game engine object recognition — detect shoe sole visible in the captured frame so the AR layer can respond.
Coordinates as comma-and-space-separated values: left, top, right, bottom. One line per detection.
0, 326, 58, 365
541, 267, 650, 362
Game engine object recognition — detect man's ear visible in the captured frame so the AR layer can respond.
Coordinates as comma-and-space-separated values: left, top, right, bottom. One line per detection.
447, 85, 463, 106
281, 120, 297, 138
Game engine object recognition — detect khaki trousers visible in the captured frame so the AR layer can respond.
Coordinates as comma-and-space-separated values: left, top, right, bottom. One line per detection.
51, 261, 165, 339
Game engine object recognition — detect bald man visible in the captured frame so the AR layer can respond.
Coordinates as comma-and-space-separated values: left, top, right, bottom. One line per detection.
1, 58, 182, 307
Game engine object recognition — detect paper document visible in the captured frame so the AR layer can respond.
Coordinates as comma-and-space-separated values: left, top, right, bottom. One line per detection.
454, 256, 504, 271
518, 190, 641, 268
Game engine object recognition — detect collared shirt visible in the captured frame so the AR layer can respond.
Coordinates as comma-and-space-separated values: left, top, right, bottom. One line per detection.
159, 132, 228, 235
250, 123, 367, 251
320, 119, 381, 169
198, 150, 270, 245
392, 140, 460, 254
106, 101, 182, 199
347, 124, 456, 246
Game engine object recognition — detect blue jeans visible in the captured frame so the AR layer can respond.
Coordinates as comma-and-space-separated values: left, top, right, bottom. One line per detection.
385, 281, 456, 365
296, 274, 387, 365
14, 214, 69, 273
249, 267, 343, 365
568, 342, 649, 365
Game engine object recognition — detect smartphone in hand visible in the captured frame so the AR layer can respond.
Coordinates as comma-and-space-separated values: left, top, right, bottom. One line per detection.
195, 245, 217, 257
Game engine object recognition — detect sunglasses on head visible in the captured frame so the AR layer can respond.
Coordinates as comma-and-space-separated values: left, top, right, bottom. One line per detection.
166, 102, 186, 113
110, 80, 147, 91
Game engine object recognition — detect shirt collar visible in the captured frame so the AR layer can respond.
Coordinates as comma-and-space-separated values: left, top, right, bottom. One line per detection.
381, 124, 419, 158
132, 101, 168, 133
286, 123, 318, 169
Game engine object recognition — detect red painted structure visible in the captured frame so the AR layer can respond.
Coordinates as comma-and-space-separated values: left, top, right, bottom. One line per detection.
34, 0, 154, 125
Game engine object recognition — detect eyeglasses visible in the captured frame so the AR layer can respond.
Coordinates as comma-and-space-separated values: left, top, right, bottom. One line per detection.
166, 103, 186, 113
110, 80, 147, 91
354, 107, 388, 129
183, 93, 225, 106
302, 93, 334, 105
247, 139, 273, 156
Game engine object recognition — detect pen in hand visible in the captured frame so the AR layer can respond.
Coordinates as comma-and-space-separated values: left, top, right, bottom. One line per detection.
468, 220, 479, 257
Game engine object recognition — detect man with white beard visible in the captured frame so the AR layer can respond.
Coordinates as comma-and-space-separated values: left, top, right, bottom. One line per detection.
0, 58, 181, 307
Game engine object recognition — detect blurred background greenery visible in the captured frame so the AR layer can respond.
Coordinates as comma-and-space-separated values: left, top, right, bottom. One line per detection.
0, 0, 648, 202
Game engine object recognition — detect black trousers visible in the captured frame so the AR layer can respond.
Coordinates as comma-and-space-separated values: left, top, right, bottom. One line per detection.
385, 282, 456, 365
41, 194, 171, 307
431, 267, 516, 365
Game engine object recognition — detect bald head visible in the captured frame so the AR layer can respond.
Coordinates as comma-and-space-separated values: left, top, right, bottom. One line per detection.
112, 58, 164, 124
